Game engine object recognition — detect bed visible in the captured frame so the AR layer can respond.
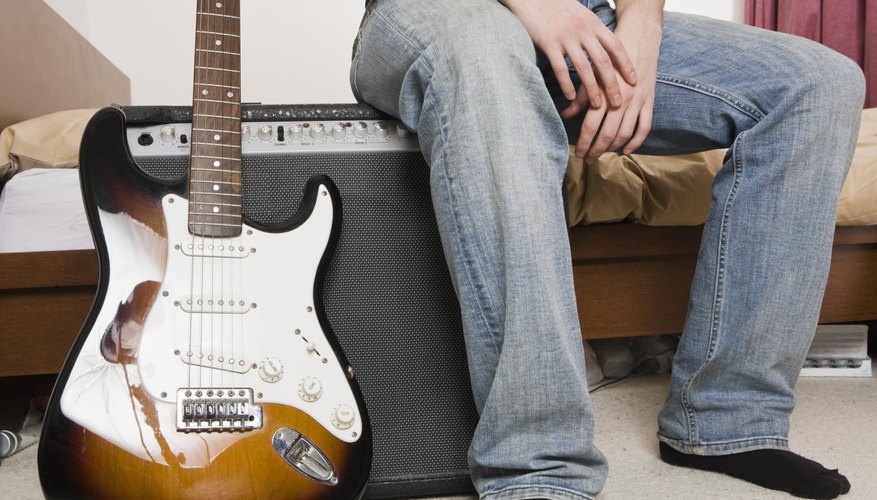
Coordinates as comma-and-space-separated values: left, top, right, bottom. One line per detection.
0, 1, 129, 378
3, 107, 877, 378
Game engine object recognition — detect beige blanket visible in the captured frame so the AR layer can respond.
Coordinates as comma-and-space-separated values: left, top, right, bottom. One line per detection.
566, 108, 877, 227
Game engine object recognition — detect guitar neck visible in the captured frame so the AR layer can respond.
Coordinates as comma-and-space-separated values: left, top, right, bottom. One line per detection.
189, 0, 242, 237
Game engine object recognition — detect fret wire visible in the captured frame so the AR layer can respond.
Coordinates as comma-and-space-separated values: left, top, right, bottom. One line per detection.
198, 12, 240, 19
191, 191, 241, 196
195, 83, 241, 89
198, 30, 241, 38
193, 99, 241, 106
194, 113, 241, 120
193, 143, 241, 149
193, 127, 241, 134
191, 167, 239, 174
192, 154, 241, 160
190, 179, 238, 185
191, 213, 242, 218
193, 201, 242, 207
189, 222, 242, 227
196, 48, 240, 56
195, 66, 241, 73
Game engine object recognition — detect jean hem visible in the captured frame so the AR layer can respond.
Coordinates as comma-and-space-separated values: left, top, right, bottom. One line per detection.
480, 484, 596, 500
657, 433, 789, 455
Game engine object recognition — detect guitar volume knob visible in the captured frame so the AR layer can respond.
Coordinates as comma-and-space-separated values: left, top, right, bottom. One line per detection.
258, 357, 284, 383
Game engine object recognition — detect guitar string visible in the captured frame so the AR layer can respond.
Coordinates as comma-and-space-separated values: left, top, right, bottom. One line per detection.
186, 0, 204, 393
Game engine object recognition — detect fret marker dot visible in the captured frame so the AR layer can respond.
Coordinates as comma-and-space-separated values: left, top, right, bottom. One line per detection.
213, 206, 220, 213
202, 89, 208, 96
216, 40, 222, 46
213, 160, 220, 167
217, 2, 222, 7
214, 134, 221, 141
213, 185, 220, 191
227, 91, 234, 98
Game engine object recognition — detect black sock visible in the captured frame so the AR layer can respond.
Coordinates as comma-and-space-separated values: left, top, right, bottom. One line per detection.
659, 442, 851, 499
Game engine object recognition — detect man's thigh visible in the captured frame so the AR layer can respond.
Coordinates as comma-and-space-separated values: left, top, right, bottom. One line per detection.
554, 11, 845, 155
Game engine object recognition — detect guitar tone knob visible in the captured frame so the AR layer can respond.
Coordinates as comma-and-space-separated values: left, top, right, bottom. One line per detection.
288, 123, 303, 140
298, 377, 323, 402
241, 124, 252, 141
258, 357, 284, 383
331, 404, 356, 430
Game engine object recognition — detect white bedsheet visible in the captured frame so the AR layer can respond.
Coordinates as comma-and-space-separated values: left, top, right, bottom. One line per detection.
0, 168, 93, 253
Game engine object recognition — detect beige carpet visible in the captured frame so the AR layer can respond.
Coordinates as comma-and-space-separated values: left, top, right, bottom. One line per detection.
5, 364, 875, 499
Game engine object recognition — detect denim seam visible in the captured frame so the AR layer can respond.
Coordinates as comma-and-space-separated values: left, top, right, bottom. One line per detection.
481, 483, 596, 500
679, 131, 747, 445
371, 8, 426, 55
656, 75, 766, 123
658, 433, 790, 455
421, 55, 503, 359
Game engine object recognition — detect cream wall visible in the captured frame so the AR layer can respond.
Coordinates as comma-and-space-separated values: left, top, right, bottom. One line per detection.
43, 0, 744, 105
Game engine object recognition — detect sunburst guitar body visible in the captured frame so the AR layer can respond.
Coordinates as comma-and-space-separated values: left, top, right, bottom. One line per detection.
38, 1, 371, 498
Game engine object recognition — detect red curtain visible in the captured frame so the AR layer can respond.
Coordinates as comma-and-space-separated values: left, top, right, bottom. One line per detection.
745, 0, 877, 107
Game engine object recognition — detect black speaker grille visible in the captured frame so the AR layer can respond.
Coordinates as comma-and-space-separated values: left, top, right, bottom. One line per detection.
134, 153, 478, 498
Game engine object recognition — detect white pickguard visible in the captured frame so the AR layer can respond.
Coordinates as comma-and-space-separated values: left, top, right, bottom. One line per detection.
60, 183, 362, 466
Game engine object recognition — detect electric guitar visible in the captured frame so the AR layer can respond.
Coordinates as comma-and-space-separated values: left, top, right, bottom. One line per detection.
38, 1, 372, 498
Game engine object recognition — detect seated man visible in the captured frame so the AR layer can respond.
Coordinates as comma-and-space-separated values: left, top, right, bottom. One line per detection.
350, 1, 864, 498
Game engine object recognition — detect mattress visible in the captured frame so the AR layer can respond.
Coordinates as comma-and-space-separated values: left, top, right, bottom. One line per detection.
0, 168, 93, 253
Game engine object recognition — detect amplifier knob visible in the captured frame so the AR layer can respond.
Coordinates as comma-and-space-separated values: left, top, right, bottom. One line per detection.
331, 404, 356, 430
257, 124, 273, 141
396, 126, 412, 138
353, 121, 368, 139
289, 123, 303, 140
332, 122, 347, 140
310, 123, 325, 140
374, 121, 390, 140
241, 124, 252, 142
159, 125, 176, 143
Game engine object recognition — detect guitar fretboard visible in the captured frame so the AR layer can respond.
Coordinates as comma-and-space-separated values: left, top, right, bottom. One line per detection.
189, 0, 242, 237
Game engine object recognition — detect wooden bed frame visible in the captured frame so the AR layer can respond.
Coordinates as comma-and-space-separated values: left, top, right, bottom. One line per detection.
2, 223, 876, 377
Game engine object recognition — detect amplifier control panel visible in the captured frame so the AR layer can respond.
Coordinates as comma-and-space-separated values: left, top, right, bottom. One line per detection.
127, 119, 420, 158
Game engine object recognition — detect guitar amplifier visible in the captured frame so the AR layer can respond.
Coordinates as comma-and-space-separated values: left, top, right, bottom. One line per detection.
122, 104, 478, 499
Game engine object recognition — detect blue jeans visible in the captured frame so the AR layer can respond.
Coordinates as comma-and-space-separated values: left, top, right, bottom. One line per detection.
350, 1, 865, 498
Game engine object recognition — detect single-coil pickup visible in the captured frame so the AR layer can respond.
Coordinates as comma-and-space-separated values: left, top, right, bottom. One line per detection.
175, 297, 253, 314
177, 387, 263, 432
177, 241, 252, 258
178, 347, 252, 374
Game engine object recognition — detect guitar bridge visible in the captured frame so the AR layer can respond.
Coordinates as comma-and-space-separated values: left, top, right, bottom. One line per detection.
176, 388, 263, 432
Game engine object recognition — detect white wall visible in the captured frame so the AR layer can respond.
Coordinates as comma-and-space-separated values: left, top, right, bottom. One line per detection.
43, 0, 744, 105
